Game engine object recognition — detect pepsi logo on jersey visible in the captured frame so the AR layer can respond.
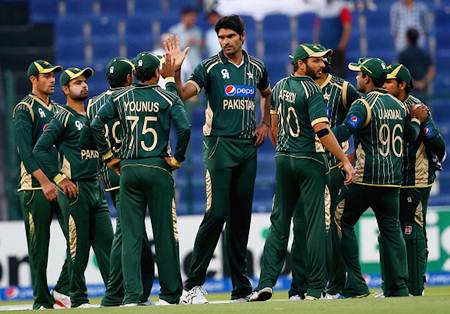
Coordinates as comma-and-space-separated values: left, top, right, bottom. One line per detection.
224, 85, 255, 97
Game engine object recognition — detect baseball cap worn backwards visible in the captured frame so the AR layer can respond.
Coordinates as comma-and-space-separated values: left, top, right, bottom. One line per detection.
134, 53, 165, 78
60, 67, 94, 86
106, 57, 135, 85
27, 60, 62, 78
290, 43, 333, 64
348, 57, 387, 80
385, 63, 413, 86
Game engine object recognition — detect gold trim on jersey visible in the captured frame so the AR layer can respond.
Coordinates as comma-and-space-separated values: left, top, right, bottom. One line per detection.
270, 109, 277, 115
206, 61, 220, 73
415, 201, 424, 228
311, 117, 329, 127
203, 102, 213, 136
69, 215, 77, 261
335, 199, 345, 238
61, 157, 72, 179
401, 184, 433, 188
19, 162, 33, 190
187, 80, 201, 94
30, 94, 52, 111
205, 170, 212, 212
28, 212, 35, 240
341, 81, 349, 109
354, 144, 365, 183
352, 182, 401, 188
415, 142, 429, 186
319, 73, 332, 89
276, 153, 328, 169
13, 101, 35, 122
172, 198, 179, 242
359, 99, 372, 126
259, 86, 271, 97
324, 185, 331, 231
155, 88, 174, 105
105, 186, 120, 192
411, 118, 420, 125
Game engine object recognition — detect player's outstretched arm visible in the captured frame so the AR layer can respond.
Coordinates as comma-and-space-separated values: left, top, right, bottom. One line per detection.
332, 100, 369, 143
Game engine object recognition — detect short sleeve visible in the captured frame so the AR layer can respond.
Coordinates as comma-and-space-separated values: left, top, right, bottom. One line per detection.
187, 62, 206, 93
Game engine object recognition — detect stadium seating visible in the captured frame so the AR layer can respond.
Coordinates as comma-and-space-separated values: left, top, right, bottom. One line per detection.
99, 0, 128, 16
30, 0, 58, 23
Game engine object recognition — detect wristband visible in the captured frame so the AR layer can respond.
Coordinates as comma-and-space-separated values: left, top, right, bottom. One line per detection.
53, 173, 67, 185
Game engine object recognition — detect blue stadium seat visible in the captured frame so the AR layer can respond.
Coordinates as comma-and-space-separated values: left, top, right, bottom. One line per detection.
56, 41, 86, 63
435, 11, 450, 28
126, 15, 153, 41
90, 17, 120, 41
126, 36, 155, 58
99, 0, 128, 16
167, 0, 198, 11
160, 12, 181, 34
263, 31, 292, 55
55, 18, 87, 42
436, 29, 450, 50
364, 8, 390, 31
264, 54, 290, 86
297, 12, 315, 42
134, 0, 162, 15
64, 0, 95, 18
244, 32, 257, 55
241, 15, 256, 34
431, 100, 450, 123
264, 14, 290, 34
346, 29, 360, 55
91, 39, 121, 64
30, 0, 58, 23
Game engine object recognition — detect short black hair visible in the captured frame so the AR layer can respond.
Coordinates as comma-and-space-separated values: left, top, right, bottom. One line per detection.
215, 15, 245, 36
107, 76, 128, 88
363, 73, 385, 88
396, 79, 413, 94
407, 28, 419, 46
135, 67, 155, 82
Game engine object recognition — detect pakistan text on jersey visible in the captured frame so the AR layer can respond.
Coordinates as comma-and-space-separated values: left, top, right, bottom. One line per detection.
124, 101, 159, 113
81, 149, 99, 159
378, 108, 402, 120
223, 99, 255, 111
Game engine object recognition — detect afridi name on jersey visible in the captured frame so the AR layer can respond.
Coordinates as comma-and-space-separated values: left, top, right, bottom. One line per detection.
91, 84, 190, 163
86, 88, 124, 191
13, 94, 61, 191
33, 106, 99, 182
402, 95, 446, 187
270, 75, 329, 154
319, 74, 361, 167
187, 50, 270, 139
334, 89, 410, 186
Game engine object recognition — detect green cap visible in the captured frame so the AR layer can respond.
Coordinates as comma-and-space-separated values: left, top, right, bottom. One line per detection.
385, 63, 413, 86
134, 53, 165, 79
132, 51, 152, 66
27, 60, 62, 78
59, 67, 94, 86
106, 57, 135, 86
348, 57, 387, 80
290, 43, 333, 64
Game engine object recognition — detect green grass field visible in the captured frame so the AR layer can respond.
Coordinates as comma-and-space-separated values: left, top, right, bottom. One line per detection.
1, 286, 450, 313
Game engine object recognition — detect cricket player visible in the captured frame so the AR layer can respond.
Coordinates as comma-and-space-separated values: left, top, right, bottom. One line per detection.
383, 64, 446, 296
250, 44, 355, 302
13, 60, 71, 309
33, 67, 114, 307
79, 57, 155, 306
90, 53, 191, 305
289, 46, 361, 300
332, 57, 427, 297
166, 14, 271, 304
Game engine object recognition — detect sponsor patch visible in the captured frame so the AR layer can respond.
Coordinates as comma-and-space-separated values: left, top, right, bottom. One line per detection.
424, 126, 434, 139
347, 115, 361, 128
224, 85, 255, 97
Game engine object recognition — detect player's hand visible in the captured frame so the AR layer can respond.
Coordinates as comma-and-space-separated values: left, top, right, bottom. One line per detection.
58, 179, 78, 198
160, 53, 176, 79
254, 122, 269, 146
42, 181, 58, 202
411, 104, 429, 123
340, 160, 355, 185
164, 156, 181, 170
106, 158, 121, 175
347, 152, 356, 165
164, 34, 190, 71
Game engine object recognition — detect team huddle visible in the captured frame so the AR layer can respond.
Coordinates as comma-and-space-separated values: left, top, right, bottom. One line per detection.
13, 14, 446, 309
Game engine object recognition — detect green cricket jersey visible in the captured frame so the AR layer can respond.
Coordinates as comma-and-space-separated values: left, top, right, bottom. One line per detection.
333, 89, 420, 186
402, 95, 446, 187
90, 83, 190, 162
12, 94, 61, 191
33, 105, 99, 181
187, 50, 270, 139
270, 75, 329, 155
319, 74, 360, 167
85, 88, 123, 191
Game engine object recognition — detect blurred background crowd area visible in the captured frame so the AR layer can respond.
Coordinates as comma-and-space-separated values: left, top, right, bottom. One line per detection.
0, 0, 449, 219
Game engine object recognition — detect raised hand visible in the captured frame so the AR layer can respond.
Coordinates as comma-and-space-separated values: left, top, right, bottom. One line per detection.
160, 53, 176, 79
163, 34, 190, 71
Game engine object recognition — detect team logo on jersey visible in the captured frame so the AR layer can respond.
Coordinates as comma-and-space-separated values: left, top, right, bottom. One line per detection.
221, 69, 230, 79
38, 108, 46, 118
246, 71, 254, 79
347, 115, 360, 128
224, 85, 255, 97
75, 120, 83, 130
42, 123, 49, 131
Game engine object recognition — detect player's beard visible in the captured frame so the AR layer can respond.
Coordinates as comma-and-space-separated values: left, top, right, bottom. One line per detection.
69, 86, 88, 101
305, 64, 322, 80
